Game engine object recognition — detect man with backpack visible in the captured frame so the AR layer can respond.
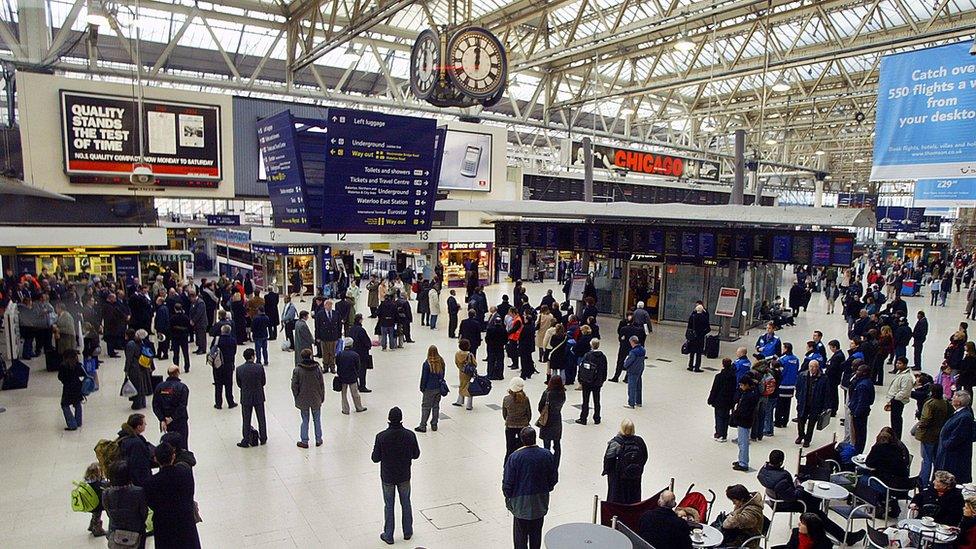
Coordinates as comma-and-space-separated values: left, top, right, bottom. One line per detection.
152, 366, 191, 449
576, 338, 607, 425
102, 413, 155, 487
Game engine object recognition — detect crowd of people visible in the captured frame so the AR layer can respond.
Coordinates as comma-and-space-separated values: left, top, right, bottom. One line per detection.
6, 250, 976, 548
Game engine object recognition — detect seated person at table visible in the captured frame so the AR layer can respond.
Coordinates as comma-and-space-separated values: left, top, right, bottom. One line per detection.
864, 427, 912, 489
638, 490, 693, 549
757, 450, 866, 545
719, 484, 764, 548
958, 496, 976, 549
909, 470, 965, 526
772, 512, 833, 549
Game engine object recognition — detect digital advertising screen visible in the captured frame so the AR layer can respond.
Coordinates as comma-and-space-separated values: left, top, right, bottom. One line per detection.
436, 129, 492, 191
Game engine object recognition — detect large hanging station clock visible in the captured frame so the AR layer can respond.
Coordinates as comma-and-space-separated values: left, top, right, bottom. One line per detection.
409, 25, 508, 109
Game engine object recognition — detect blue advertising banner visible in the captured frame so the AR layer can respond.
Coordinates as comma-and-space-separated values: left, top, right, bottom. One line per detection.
257, 112, 309, 229
875, 206, 926, 233
205, 214, 241, 226
873, 41, 976, 180
913, 178, 976, 207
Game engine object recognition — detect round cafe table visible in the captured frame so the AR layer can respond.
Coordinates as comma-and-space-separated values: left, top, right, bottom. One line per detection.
544, 522, 632, 549
802, 480, 850, 512
852, 454, 874, 471
691, 523, 724, 548
897, 518, 958, 547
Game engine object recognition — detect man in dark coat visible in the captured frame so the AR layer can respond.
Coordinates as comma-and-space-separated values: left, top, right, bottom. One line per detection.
264, 288, 280, 340
189, 294, 208, 354
912, 311, 928, 371
153, 296, 170, 360
935, 390, 976, 484
101, 293, 128, 358
314, 300, 342, 373
446, 289, 461, 339
117, 413, 155, 487
152, 366, 191, 449
610, 316, 644, 383
577, 338, 608, 425
214, 325, 237, 409
348, 314, 373, 393
708, 358, 738, 442
849, 364, 876, 454
143, 443, 201, 549
794, 360, 829, 447
638, 491, 692, 549
236, 348, 267, 447
127, 287, 153, 333
169, 304, 192, 372
377, 294, 399, 351
686, 301, 710, 372
124, 329, 152, 410
458, 309, 483, 358
372, 407, 421, 545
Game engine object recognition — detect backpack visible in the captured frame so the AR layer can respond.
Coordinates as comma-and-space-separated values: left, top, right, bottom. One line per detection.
94, 436, 125, 473
138, 346, 154, 369
616, 438, 645, 480
578, 360, 598, 385
206, 346, 223, 370
761, 372, 777, 397
71, 481, 99, 513
81, 375, 97, 397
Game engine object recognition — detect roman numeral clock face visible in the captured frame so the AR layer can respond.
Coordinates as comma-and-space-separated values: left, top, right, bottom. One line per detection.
446, 27, 507, 100
409, 29, 441, 100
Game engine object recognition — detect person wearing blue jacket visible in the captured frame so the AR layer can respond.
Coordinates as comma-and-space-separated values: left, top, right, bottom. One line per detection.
848, 364, 875, 453
503, 426, 558, 549
935, 390, 975, 484
623, 336, 646, 409
775, 343, 801, 428
755, 322, 782, 360
733, 347, 752, 384
795, 360, 830, 448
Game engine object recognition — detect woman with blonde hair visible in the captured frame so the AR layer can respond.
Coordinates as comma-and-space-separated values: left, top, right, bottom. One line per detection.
536, 305, 554, 362
453, 339, 476, 410
416, 345, 447, 433
602, 418, 648, 503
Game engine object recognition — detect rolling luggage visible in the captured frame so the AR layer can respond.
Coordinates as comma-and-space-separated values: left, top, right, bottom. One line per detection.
2, 360, 29, 390
704, 335, 720, 359
45, 349, 61, 372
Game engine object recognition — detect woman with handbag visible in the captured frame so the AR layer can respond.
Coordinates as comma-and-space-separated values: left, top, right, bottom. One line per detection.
547, 325, 568, 383
102, 460, 149, 549
537, 375, 566, 468
453, 339, 476, 410
502, 377, 532, 464
416, 345, 447, 433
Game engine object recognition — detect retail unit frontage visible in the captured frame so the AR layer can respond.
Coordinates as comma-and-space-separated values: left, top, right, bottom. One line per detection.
881, 238, 949, 265
439, 241, 493, 288
138, 250, 194, 284
250, 244, 320, 295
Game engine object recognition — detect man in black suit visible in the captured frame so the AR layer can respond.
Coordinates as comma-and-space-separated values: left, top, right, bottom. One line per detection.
315, 300, 342, 374
458, 309, 483, 358
152, 366, 191, 449
236, 348, 267, 447
637, 490, 692, 549
447, 290, 460, 339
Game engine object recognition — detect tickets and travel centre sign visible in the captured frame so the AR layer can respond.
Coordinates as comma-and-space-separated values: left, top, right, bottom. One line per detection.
873, 41, 976, 180
563, 140, 721, 182
258, 108, 444, 233
59, 91, 222, 186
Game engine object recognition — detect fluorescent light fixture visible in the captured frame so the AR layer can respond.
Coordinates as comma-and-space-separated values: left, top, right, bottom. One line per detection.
673, 33, 696, 53
814, 149, 825, 156
85, 0, 110, 26
824, 175, 833, 180
770, 78, 791, 93
764, 138, 778, 145
854, 158, 866, 164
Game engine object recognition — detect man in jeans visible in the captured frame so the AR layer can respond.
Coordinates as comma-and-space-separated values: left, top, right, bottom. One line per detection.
914, 384, 952, 486
371, 407, 421, 545
503, 426, 559, 549
885, 356, 913, 439
623, 336, 645, 409
731, 376, 759, 472
576, 338, 607, 425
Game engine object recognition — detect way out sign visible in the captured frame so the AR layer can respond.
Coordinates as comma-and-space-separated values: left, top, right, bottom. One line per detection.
714, 287, 741, 318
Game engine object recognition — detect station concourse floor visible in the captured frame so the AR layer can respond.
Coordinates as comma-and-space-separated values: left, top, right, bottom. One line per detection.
0, 273, 966, 548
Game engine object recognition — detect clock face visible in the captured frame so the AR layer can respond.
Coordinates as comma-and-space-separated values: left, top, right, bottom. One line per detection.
410, 29, 441, 100
446, 27, 507, 99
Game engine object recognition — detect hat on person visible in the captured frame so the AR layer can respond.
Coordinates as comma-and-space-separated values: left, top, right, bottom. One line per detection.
509, 378, 525, 393
388, 407, 403, 423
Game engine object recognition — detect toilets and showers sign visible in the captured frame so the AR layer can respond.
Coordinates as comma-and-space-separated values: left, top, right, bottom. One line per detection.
873, 41, 976, 180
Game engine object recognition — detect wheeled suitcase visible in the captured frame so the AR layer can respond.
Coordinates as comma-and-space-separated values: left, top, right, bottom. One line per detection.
45, 349, 61, 372
704, 335, 720, 359
2, 360, 29, 390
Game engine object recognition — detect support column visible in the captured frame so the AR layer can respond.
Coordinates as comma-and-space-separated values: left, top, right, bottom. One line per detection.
17, 0, 50, 64
577, 137, 594, 312
814, 178, 824, 208
720, 129, 747, 340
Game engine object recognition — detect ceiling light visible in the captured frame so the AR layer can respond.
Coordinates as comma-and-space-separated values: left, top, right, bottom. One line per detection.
673, 33, 696, 53
764, 138, 778, 146
824, 175, 833, 180
854, 158, 866, 164
770, 78, 791, 93
85, 0, 110, 26
814, 149, 826, 156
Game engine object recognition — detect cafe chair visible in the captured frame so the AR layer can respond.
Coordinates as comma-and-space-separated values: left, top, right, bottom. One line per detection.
764, 492, 806, 529
867, 476, 919, 523
738, 515, 772, 549
829, 479, 879, 536
610, 516, 655, 549
866, 526, 890, 549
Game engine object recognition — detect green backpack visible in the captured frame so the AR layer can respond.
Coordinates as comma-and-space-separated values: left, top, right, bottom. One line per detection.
71, 481, 99, 513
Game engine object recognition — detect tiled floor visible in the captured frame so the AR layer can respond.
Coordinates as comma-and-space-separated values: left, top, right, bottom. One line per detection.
0, 274, 967, 548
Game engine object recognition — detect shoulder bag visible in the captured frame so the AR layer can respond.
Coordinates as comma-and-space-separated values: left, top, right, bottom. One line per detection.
535, 392, 550, 428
